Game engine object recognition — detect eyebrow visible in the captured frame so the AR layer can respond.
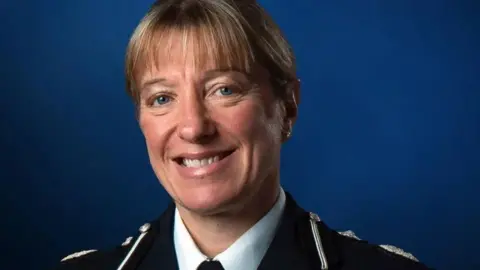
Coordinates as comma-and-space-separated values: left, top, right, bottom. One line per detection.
141, 78, 168, 89
139, 68, 250, 92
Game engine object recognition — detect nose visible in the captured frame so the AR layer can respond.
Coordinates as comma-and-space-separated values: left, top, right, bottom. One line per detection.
177, 95, 216, 143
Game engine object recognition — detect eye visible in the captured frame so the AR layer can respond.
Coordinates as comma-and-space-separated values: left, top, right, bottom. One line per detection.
152, 95, 171, 106
214, 87, 234, 96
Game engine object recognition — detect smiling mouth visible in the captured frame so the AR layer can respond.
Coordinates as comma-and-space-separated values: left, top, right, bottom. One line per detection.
174, 150, 235, 168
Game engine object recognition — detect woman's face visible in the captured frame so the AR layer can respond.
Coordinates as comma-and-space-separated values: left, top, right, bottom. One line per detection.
137, 34, 292, 215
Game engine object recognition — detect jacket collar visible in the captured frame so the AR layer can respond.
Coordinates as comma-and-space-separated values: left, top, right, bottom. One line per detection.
133, 192, 340, 270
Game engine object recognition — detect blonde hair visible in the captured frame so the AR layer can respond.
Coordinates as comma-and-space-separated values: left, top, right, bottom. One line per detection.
125, 0, 297, 107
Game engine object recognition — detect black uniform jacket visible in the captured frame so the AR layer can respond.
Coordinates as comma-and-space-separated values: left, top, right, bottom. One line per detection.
56, 193, 433, 270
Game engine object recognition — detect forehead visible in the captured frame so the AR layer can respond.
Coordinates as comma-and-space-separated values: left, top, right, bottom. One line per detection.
136, 26, 255, 86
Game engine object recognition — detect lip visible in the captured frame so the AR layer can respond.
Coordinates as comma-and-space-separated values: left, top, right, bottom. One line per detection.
172, 149, 233, 160
173, 149, 236, 178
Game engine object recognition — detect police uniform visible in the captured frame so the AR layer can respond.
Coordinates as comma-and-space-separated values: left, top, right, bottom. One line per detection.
56, 192, 433, 270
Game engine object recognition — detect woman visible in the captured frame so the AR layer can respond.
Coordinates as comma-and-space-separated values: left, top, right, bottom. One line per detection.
57, 0, 431, 269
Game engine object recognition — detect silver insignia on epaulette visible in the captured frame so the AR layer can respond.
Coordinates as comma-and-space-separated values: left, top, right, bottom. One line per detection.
60, 249, 97, 262
339, 230, 361, 240
339, 230, 419, 262
379, 244, 419, 262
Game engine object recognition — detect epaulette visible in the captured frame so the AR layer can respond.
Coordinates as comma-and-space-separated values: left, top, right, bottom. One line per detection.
338, 230, 419, 262
59, 222, 152, 270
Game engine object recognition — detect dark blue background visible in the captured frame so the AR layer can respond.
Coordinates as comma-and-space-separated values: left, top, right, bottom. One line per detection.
1, 0, 479, 269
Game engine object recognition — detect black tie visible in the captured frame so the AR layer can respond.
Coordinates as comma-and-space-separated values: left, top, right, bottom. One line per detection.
197, 260, 225, 270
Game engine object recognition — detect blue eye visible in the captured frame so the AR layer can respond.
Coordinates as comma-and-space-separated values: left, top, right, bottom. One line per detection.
216, 87, 234, 96
153, 95, 170, 105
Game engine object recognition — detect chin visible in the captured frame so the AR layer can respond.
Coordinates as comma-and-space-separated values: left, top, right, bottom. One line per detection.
176, 188, 240, 215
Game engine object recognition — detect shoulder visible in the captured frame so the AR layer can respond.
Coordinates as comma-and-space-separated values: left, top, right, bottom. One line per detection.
334, 229, 433, 270
54, 228, 141, 270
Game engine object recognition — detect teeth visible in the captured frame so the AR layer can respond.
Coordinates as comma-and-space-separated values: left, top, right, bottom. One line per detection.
182, 156, 220, 168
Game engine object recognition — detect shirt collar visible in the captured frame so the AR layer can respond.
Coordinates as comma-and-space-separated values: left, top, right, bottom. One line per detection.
174, 188, 286, 270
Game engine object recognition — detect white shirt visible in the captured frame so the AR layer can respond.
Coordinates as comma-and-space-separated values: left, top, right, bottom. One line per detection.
173, 188, 286, 270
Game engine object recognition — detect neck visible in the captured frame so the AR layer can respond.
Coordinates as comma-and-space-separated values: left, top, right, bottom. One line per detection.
177, 176, 280, 258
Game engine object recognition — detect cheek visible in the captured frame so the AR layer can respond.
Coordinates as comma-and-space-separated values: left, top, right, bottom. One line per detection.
139, 113, 167, 157
221, 100, 282, 145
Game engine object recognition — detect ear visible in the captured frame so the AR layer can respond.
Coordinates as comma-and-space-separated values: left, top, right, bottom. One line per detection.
284, 78, 301, 124
281, 79, 300, 141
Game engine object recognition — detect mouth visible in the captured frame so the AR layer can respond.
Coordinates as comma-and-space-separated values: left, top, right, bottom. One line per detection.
173, 150, 235, 168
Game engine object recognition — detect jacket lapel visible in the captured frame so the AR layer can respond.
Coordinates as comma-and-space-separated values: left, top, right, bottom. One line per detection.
257, 193, 313, 270
136, 202, 179, 270
258, 192, 341, 270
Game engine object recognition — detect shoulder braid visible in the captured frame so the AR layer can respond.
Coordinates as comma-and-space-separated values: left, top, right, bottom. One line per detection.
338, 230, 419, 262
